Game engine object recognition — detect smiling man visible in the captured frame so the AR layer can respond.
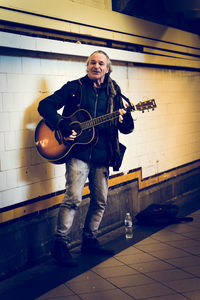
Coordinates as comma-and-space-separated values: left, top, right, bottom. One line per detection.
87, 51, 110, 86
38, 50, 134, 266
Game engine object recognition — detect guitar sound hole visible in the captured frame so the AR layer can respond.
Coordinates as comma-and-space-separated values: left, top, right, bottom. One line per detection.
70, 122, 82, 135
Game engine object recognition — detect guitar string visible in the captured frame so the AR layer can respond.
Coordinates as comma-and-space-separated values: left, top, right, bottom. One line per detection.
81, 110, 122, 130
81, 100, 155, 130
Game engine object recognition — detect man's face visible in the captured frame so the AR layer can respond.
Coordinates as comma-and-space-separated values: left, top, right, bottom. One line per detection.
87, 52, 109, 83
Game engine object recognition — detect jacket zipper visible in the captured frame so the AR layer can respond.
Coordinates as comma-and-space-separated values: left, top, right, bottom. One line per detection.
88, 88, 98, 162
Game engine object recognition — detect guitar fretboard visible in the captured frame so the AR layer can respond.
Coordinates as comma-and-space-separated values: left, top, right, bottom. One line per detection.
81, 110, 121, 130
80, 99, 156, 130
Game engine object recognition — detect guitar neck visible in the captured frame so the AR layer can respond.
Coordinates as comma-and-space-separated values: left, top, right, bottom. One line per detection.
81, 99, 156, 130
81, 108, 130, 130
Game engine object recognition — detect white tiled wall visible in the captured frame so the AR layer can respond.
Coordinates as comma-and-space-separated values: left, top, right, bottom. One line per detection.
0, 44, 199, 208
118, 66, 200, 178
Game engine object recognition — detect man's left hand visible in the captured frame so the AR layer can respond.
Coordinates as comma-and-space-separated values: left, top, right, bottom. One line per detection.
119, 108, 126, 123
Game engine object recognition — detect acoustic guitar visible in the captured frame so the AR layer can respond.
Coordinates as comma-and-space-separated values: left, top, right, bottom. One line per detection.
35, 99, 156, 164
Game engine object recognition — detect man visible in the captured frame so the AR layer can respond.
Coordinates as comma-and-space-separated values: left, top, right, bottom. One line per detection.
38, 50, 134, 266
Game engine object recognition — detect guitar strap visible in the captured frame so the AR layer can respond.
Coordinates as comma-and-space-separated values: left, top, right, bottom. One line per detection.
77, 76, 133, 114
78, 76, 115, 115
117, 91, 135, 111
77, 78, 83, 108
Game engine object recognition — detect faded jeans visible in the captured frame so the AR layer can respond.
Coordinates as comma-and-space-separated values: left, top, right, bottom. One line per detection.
55, 158, 109, 243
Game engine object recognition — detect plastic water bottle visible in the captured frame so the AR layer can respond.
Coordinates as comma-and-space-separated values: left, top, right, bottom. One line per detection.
124, 212, 133, 239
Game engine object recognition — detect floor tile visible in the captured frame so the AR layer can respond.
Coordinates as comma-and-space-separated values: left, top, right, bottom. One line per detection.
65, 277, 115, 294
122, 282, 176, 299
64, 270, 102, 283
133, 237, 161, 247
183, 246, 200, 255
79, 288, 134, 300
149, 248, 189, 259
93, 264, 138, 278
165, 239, 200, 250
129, 260, 174, 273
151, 230, 188, 242
107, 273, 155, 288
182, 231, 200, 240
115, 246, 144, 257
36, 295, 81, 300
189, 221, 200, 227
146, 268, 194, 282
167, 255, 200, 268
134, 241, 175, 252
183, 290, 200, 300
146, 294, 189, 300
181, 265, 200, 277
34, 284, 75, 299
91, 257, 124, 269
115, 252, 156, 265
165, 278, 200, 293
165, 223, 198, 233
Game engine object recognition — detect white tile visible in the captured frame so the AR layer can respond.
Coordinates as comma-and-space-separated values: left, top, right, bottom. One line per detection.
31, 147, 46, 165
0, 74, 7, 92
0, 56, 22, 74
4, 131, 17, 151
1, 187, 23, 207
22, 57, 40, 74
20, 35, 37, 51
0, 93, 2, 112
0, 148, 32, 171
6, 73, 23, 92
18, 165, 44, 186
21, 74, 42, 93
54, 164, 66, 177
0, 112, 10, 131
2, 93, 14, 112
0, 192, 2, 208
0, 171, 7, 191
0, 31, 21, 48
40, 58, 58, 75
0, 133, 5, 151
9, 111, 23, 131
54, 175, 66, 191
6, 169, 18, 189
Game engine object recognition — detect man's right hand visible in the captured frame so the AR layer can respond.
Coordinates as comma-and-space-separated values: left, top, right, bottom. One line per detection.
64, 130, 77, 141
58, 119, 72, 137
58, 119, 77, 141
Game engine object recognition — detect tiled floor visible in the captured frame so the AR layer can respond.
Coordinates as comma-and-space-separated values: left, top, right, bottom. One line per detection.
1, 209, 200, 300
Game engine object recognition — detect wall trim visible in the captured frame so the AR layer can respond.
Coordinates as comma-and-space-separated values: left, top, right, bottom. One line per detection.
0, 160, 199, 224
0, 31, 200, 69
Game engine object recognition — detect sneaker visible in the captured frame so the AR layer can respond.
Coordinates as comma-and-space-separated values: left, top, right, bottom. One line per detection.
51, 240, 78, 267
81, 238, 114, 256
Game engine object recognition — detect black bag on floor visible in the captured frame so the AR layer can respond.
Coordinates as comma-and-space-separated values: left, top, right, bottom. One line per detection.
135, 203, 193, 225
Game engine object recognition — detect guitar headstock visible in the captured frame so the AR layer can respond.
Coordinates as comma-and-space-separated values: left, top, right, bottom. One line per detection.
135, 99, 156, 112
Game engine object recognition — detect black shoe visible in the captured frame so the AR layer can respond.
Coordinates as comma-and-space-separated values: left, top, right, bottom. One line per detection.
52, 240, 78, 267
81, 238, 114, 256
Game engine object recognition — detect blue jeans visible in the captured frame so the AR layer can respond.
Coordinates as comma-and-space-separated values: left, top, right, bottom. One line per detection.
55, 158, 109, 243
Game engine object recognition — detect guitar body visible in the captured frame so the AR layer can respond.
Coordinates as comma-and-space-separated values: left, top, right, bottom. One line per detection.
35, 109, 95, 164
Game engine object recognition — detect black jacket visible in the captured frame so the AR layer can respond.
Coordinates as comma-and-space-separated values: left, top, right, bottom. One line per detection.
38, 74, 134, 170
